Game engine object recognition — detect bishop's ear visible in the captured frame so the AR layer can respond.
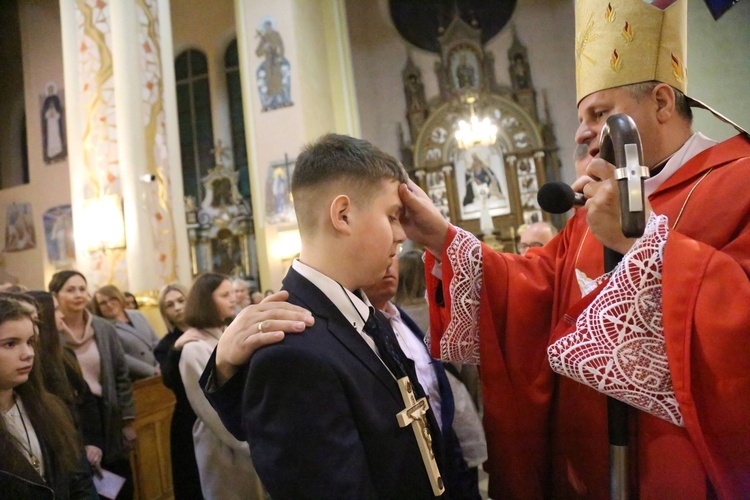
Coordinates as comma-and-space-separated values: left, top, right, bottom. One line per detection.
330, 194, 353, 235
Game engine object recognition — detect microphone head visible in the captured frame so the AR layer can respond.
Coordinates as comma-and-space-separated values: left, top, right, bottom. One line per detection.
537, 182, 576, 214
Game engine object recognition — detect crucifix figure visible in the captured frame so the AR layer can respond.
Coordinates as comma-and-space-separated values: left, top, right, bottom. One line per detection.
395, 377, 445, 496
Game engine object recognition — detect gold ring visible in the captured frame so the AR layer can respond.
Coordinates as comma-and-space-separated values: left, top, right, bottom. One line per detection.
257, 321, 265, 333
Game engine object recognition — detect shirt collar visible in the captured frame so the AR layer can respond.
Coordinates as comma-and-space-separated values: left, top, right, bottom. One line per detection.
644, 132, 717, 198
379, 301, 400, 321
292, 259, 371, 333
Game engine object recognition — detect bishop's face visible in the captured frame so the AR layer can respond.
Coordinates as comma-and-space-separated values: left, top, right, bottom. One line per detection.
575, 87, 662, 168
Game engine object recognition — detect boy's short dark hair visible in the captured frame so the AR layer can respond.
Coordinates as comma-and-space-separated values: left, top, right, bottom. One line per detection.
292, 134, 407, 233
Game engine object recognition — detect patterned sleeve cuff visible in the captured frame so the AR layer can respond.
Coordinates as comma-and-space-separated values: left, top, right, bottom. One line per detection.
439, 227, 483, 365
548, 213, 684, 427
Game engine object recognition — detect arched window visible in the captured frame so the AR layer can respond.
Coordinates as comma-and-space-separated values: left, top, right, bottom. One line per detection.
175, 49, 214, 203
224, 39, 250, 200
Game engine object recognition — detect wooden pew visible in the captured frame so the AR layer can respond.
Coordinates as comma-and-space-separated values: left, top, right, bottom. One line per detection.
129, 375, 176, 500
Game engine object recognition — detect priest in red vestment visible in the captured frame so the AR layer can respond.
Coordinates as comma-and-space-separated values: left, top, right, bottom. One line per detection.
399, 0, 750, 497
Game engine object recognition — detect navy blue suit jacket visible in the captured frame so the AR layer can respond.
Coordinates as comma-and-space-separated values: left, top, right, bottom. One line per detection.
201, 268, 442, 499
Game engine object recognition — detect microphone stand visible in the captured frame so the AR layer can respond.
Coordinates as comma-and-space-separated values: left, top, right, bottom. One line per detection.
598, 114, 650, 500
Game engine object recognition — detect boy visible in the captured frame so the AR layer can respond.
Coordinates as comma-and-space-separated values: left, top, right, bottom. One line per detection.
201, 134, 450, 498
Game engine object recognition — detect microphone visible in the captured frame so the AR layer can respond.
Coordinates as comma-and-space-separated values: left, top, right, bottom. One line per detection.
537, 182, 585, 214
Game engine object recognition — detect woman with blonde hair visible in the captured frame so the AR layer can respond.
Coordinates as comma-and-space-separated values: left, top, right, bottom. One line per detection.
179, 273, 265, 499
153, 283, 202, 499
92, 285, 160, 380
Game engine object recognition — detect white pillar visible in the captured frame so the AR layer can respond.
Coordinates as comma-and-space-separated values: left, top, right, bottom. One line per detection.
59, 0, 190, 291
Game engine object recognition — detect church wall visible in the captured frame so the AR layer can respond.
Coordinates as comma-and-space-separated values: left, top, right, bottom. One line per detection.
347, 0, 750, 187
0, 0, 69, 289
687, 1, 750, 141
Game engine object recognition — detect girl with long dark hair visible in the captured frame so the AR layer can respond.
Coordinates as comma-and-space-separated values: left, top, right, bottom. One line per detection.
0, 296, 95, 498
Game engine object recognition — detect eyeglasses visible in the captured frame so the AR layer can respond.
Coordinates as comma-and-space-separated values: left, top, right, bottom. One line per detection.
97, 297, 119, 308
518, 242, 545, 252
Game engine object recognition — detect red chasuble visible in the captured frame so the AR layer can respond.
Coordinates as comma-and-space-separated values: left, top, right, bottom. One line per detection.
427, 135, 750, 499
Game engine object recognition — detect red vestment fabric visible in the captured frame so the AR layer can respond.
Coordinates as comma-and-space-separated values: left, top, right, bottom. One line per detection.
427, 135, 750, 499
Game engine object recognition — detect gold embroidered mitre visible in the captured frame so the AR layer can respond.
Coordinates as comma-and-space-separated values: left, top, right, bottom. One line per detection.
575, 0, 687, 104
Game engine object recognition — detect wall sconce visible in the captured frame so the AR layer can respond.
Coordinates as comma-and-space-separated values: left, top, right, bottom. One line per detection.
82, 194, 126, 252
272, 229, 301, 262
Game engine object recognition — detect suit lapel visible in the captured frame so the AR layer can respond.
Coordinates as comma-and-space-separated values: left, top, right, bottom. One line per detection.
282, 269, 403, 404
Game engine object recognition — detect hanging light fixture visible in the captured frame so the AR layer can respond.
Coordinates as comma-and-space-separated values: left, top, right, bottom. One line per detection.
455, 96, 498, 149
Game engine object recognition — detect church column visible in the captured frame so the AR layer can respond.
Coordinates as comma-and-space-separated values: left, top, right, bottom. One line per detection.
233, 0, 360, 289
60, 0, 191, 291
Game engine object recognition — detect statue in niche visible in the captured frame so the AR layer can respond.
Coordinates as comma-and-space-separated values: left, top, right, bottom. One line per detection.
510, 53, 530, 89
455, 54, 476, 89
256, 17, 293, 112
405, 73, 426, 112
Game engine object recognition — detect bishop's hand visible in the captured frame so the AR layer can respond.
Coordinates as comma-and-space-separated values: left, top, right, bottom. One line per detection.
581, 158, 650, 254
398, 180, 450, 259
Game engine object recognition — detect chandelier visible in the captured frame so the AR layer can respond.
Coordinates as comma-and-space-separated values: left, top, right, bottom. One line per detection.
454, 96, 498, 149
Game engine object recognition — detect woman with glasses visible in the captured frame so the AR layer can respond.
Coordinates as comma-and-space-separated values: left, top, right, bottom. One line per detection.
92, 285, 160, 380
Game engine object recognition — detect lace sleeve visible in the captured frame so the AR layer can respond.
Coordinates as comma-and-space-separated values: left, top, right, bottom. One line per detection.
548, 213, 684, 427
438, 227, 483, 365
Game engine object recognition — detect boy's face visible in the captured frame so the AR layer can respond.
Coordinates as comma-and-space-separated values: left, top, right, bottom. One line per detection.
349, 179, 406, 288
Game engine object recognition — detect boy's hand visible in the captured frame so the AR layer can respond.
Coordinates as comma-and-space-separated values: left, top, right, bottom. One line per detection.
215, 291, 314, 386
398, 180, 450, 258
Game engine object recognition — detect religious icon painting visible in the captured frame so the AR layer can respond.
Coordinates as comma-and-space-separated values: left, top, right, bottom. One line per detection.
40, 83, 67, 164
4, 202, 36, 253
264, 156, 295, 224
43, 205, 76, 266
448, 45, 482, 92
255, 16, 293, 112
454, 145, 510, 222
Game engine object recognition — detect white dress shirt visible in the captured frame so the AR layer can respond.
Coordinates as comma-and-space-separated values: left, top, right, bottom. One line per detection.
382, 301, 443, 430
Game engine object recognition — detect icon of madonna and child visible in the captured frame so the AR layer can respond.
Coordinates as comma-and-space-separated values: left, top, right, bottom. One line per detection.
456, 147, 510, 222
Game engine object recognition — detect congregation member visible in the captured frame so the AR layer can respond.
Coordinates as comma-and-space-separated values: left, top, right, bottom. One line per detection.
26, 291, 103, 478
179, 273, 264, 500
0, 296, 96, 498
50, 271, 136, 499
201, 134, 459, 498
364, 257, 484, 498
123, 292, 139, 310
516, 221, 558, 255
396, 0, 750, 497
231, 277, 252, 311
92, 285, 161, 380
393, 249, 430, 332
250, 289, 263, 305
153, 283, 203, 499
